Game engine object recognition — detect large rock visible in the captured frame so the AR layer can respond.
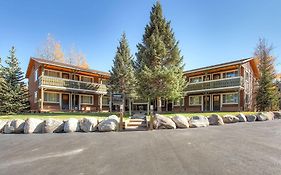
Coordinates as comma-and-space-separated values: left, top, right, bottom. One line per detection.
108, 115, 119, 122
80, 117, 98, 132
257, 112, 274, 121
98, 118, 119, 132
273, 112, 281, 119
237, 113, 247, 122
24, 118, 44, 134
208, 114, 224, 125
43, 119, 64, 133
189, 116, 209, 128
246, 115, 257, 122
153, 114, 176, 129
222, 115, 239, 123
3, 119, 25, 134
171, 115, 189, 128
64, 118, 80, 133
0, 120, 7, 133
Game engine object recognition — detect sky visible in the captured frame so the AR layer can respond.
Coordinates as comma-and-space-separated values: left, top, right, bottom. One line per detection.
0, 0, 281, 74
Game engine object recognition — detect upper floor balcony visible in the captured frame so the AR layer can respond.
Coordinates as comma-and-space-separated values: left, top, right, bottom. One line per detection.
38, 75, 108, 94
185, 76, 244, 93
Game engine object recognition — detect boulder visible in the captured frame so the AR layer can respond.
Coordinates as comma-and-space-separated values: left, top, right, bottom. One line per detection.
222, 115, 239, 123
64, 118, 80, 133
108, 115, 119, 122
189, 116, 209, 128
24, 118, 44, 134
208, 114, 224, 125
236, 113, 247, 122
3, 119, 25, 134
273, 112, 281, 119
3, 121, 14, 134
80, 117, 98, 132
43, 119, 64, 133
0, 120, 7, 133
257, 112, 274, 121
98, 118, 119, 132
153, 114, 176, 129
171, 115, 189, 128
246, 115, 257, 122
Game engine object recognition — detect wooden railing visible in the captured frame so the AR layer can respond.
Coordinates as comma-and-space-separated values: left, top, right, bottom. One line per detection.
185, 76, 243, 92
38, 76, 107, 93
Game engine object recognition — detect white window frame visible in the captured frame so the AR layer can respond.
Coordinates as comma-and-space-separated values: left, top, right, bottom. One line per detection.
34, 91, 37, 103
81, 95, 94, 105
222, 70, 238, 78
34, 69, 38, 82
189, 95, 202, 106
81, 75, 93, 83
44, 69, 61, 78
222, 93, 238, 104
189, 75, 203, 83
44, 92, 60, 103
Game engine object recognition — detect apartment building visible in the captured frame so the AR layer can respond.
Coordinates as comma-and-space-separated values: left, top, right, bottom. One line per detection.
26, 58, 110, 112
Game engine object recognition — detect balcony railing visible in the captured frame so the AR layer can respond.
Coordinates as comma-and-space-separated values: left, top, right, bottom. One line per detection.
185, 76, 244, 92
38, 76, 107, 93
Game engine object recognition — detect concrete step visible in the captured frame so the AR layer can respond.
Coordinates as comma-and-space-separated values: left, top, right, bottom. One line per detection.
125, 126, 148, 131
127, 123, 147, 127
129, 119, 146, 122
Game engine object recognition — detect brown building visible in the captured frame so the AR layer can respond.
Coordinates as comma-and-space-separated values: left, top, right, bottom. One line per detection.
183, 58, 259, 112
26, 58, 110, 112
26, 57, 259, 113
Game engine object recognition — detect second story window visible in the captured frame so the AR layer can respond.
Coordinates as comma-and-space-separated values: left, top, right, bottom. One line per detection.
44, 70, 60, 78
189, 77, 202, 83
34, 69, 38, 82
223, 71, 238, 78
81, 76, 92, 83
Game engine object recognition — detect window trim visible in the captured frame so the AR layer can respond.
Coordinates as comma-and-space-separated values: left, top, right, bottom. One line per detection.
189, 75, 203, 83
34, 69, 38, 82
44, 69, 61, 78
44, 92, 60, 103
81, 95, 94, 105
222, 93, 239, 104
189, 95, 202, 106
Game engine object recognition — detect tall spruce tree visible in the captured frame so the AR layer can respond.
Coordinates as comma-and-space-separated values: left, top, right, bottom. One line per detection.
1, 47, 29, 114
135, 1, 186, 112
109, 33, 136, 112
0, 57, 9, 114
255, 38, 279, 111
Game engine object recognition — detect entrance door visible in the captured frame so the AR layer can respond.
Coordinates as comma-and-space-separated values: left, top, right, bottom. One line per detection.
203, 95, 210, 111
213, 95, 220, 111
72, 94, 79, 110
62, 94, 69, 110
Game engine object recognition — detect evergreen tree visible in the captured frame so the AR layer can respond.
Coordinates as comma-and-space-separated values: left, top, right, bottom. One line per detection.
0, 57, 9, 114
109, 33, 136, 112
255, 38, 279, 111
1, 47, 29, 114
135, 1, 186, 112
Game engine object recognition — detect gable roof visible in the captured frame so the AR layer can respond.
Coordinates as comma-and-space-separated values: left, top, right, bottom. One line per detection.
184, 57, 259, 78
25, 57, 110, 78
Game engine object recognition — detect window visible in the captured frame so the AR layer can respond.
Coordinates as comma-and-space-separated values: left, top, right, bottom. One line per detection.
44, 92, 59, 103
222, 93, 238, 104
81, 76, 92, 83
174, 98, 185, 106
213, 74, 221, 80
190, 77, 202, 83
34, 91, 37, 103
102, 96, 110, 106
189, 96, 202, 106
223, 71, 238, 78
81, 95, 93, 104
44, 70, 60, 78
34, 69, 38, 82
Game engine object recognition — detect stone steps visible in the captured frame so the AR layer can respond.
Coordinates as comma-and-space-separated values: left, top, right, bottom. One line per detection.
125, 118, 148, 131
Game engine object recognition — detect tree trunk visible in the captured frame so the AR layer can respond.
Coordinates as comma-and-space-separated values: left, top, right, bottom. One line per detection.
157, 97, 162, 113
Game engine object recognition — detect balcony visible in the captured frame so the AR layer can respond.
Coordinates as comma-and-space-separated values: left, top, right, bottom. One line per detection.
185, 76, 244, 93
38, 76, 108, 94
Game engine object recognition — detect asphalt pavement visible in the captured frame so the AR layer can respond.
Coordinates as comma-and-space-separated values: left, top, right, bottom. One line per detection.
0, 120, 281, 175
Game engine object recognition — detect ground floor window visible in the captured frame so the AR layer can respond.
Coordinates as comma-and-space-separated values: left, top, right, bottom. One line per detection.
222, 93, 238, 104
44, 92, 59, 103
174, 98, 185, 106
81, 95, 93, 105
189, 96, 202, 106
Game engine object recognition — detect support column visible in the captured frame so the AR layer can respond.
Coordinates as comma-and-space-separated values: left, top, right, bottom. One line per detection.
40, 88, 44, 111
128, 98, 132, 116
99, 94, 103, 112
109, 92, 112, 112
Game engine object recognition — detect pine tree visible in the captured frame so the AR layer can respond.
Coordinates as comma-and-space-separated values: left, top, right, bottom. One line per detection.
255, 38, 279, 111
0, 57, 9, 114
109, 33, 136, 112
2, 47, 29, 114
135, 1, 186, 112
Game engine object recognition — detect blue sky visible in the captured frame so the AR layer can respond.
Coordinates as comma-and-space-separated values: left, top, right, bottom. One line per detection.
0, 0, 281, 74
